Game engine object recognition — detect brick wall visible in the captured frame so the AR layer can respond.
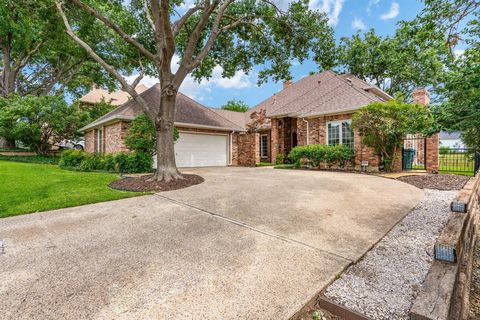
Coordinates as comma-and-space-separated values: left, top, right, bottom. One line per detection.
426, 134, 439, 172
84, 130, 95, 153
104, 121, 130, 154
271, 119, 279, 164
237, 132, 260, 166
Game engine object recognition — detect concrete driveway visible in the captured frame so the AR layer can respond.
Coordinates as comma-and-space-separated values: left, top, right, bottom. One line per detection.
0, 167, 422, 320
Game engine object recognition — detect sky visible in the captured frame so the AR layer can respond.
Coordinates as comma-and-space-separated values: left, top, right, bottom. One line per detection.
131, 0, 426, 109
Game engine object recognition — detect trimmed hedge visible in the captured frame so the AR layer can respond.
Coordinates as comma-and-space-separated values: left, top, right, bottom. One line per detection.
0, 154, 60, 165
287, 144, 354, 169
59, 150, 152, 173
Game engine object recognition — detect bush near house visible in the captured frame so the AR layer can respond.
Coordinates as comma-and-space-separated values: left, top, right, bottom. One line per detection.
288, 144, 354, 169
59, 150, 152, 173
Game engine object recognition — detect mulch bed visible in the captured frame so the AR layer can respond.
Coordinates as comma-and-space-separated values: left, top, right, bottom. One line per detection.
397, 174, 470, 190
109, 174, 204, 192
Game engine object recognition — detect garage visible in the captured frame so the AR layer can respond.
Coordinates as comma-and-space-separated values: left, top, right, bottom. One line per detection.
174, 132, 229, 167
152, 132, 230, 168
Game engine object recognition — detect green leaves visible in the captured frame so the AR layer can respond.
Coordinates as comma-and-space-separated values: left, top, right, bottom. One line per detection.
221, 99, 249, 112
352, 100, 435, 171
0, 95, 86, 154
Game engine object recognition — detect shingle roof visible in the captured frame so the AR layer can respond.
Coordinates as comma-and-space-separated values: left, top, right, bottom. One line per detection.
251, 71, 392, 118
79, 84, 148, 106
79, 84, 244, 132
209, 108, 248, 129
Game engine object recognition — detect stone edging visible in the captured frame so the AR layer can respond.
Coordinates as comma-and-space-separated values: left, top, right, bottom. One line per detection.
410, 173, 479, 320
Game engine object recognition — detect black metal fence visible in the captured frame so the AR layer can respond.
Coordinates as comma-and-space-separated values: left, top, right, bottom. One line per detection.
439, 148, 480, 174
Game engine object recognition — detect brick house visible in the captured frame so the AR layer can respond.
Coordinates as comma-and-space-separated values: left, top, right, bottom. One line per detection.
80, 71, 436, 171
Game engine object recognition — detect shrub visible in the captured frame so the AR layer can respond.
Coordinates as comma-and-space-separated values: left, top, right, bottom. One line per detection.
125, 114, 179, 156
0, 154, 60, 165
59, 149, 87, 168
78, 153, 104, 171
275, 153, 285, 165
59, 150, 152, 173
287, 144, 354, 169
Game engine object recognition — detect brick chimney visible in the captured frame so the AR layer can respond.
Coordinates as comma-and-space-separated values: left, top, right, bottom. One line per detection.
283, 80, 293, 90
412, 88, 430, 106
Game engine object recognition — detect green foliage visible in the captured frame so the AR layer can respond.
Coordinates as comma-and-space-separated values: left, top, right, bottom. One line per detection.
255, 162, 274, 167
125, 114, 179, 156
352, 100, 435, 171
287, 144, 354, 169
337, 27, 449, 97
59, 150, 152, 173
77, 99, 117, 123
439, 146, 452, 154
273, 164, 296, 169
0, 0, 116, 98
0, 155, 59, 165
221, 100, 249, 112
275, 153, 285, 165
0, 95, 86, 155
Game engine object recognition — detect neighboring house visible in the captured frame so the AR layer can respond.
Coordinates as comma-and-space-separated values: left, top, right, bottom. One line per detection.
439, 131, 466, 149
79, 71, 432, 171
79, 84, 149, 106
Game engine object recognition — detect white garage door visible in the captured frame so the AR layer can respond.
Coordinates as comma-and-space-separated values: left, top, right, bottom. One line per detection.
174, 132, 228, 167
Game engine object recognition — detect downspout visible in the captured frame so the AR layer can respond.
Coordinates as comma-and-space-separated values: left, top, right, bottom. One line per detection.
229, 131, 234, 165
302, 118, 309, 145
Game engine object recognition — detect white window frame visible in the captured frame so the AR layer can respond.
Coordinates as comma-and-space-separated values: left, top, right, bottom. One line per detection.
260, 134, 269, 158
96, 127, 103, 154
326, 119, 353, 147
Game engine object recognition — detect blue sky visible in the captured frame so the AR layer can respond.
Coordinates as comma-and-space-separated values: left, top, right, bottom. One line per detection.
136, 0, 426, 108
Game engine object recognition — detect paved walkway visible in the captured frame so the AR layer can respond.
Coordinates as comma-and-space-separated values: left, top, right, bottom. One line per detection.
0, 167, 423, 320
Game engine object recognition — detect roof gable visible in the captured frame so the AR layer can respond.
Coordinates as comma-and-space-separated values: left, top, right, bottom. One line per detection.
251, 71, 392, 118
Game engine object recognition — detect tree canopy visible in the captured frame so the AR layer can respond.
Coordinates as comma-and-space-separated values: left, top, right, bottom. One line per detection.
221, 99, 249, 112
337, 26, 449, 98
0, 0, 117, 98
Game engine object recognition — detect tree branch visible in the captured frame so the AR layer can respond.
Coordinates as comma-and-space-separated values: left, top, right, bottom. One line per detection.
55, 0, 156, 119
70, 0, 157, 62
141, 0, 156, 30
172, 5, 202, 37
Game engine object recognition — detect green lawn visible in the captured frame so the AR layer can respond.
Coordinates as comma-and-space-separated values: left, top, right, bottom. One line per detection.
0, 161, 147, 218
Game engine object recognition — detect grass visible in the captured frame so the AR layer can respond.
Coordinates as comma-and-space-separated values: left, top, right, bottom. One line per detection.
274, 164, 296, 169
439, 152, 476, 176
255, 162, 274, 167
0, 161, 147, 218
0, 154, 60, 165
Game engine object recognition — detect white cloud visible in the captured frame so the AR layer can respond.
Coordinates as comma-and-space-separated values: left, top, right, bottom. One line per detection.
352, 17, 366, 30
380, 2, 400, 20
367, 0, 380, 14
126, 55, 254, 102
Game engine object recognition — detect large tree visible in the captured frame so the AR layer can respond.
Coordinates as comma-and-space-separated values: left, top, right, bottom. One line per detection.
0, 0, 116, 98
416, 0, 480, 148
55, 0, 336, 181
337, 26, 449, 98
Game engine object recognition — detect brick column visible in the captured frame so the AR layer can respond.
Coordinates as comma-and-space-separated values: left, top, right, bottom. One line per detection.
271, 118, 279, 163
426, 134, 439, 173
413, 88, 439, 173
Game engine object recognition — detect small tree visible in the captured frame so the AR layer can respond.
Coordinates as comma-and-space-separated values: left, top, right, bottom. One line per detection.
125, 114, 179, 156
0, 95, 86, 155
246, 109, 268, 133
352, 100, 435, 171
221, 99, 249, 112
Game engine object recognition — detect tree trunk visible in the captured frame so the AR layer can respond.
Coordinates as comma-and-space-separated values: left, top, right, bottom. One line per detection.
152, 92, 182, 182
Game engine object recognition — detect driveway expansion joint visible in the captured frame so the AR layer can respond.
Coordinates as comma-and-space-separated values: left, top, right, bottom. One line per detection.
155, 193, 353, 263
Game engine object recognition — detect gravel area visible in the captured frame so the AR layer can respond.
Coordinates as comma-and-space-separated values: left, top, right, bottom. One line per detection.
324, 189, 457, 319
397, 174, 469, 190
